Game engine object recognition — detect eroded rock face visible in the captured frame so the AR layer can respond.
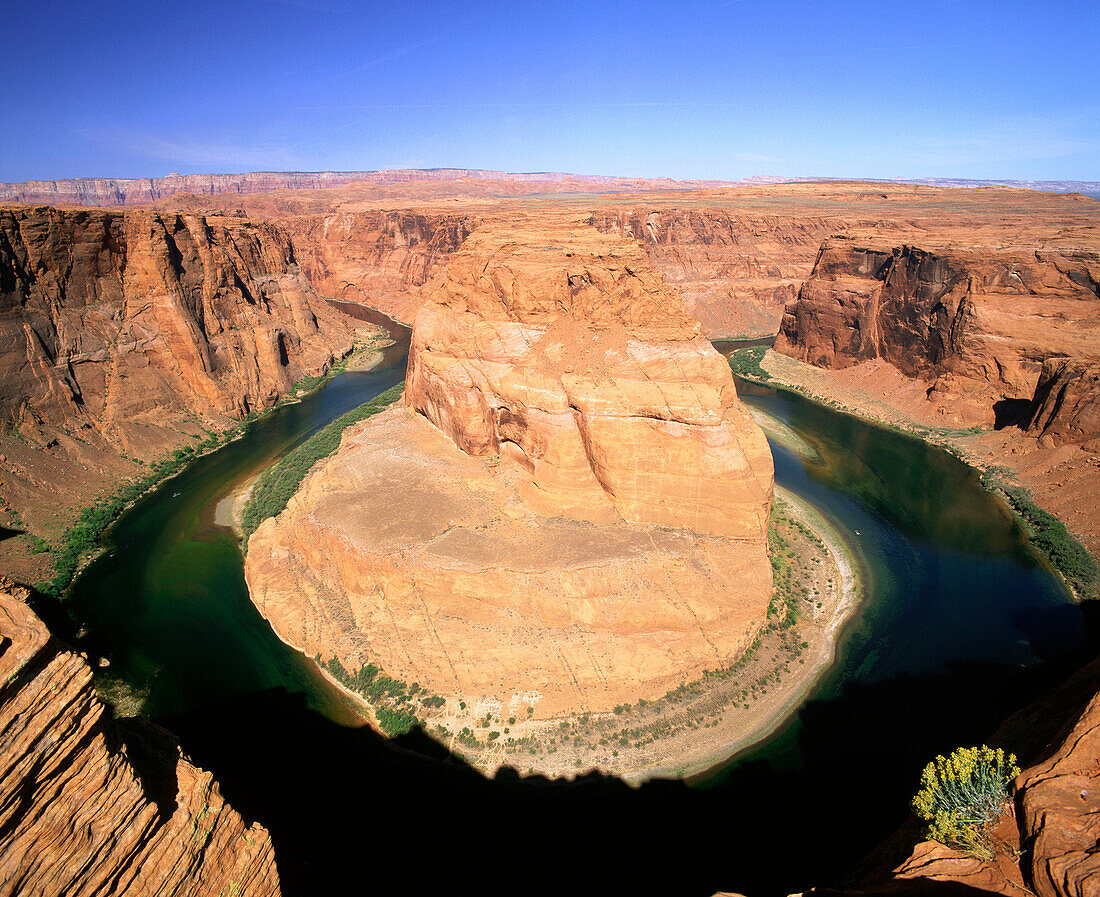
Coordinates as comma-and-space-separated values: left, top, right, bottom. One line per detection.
405, 221, 773, 538
0, 584, 281, 896
283, 210, 476, 324
245, 221, 773, 719
1025, 358, 1100, 445
775, 235, 1100, 429
589, 208, 856, 338
0, 206, 355, 549
1, 206, 353, 427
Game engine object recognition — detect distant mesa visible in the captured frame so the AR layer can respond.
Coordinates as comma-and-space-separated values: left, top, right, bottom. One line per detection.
2, 167, 1098, 208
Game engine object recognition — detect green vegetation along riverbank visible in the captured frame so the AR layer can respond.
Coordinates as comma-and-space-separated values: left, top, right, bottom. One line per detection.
727, 346, 1100, 601
35, 335, 390, 599
240, 382, 404, 544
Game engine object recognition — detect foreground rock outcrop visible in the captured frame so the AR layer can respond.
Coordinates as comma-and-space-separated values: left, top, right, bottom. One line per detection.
0, 583, 281, 896
775, 235, 1100, 435
245, 221, 773, 721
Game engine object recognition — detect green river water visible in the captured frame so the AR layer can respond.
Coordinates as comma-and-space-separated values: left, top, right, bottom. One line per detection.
64, 327, 1083, 897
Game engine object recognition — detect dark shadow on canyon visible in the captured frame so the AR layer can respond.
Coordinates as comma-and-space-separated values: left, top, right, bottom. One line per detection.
158, 603, 1100, 897
0, 526, 23, 542
992, 399, 1033, 431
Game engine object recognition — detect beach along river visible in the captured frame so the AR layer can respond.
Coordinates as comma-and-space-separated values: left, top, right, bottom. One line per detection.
66, 332, 1083, 897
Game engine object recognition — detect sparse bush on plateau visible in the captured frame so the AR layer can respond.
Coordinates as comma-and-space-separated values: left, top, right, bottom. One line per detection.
911, 745, 1020, 859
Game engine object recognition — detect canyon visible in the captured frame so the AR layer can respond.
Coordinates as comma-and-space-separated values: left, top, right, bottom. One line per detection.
0, 173, 1098, 896
0, 205, 365, 582
243, 220, 774, 722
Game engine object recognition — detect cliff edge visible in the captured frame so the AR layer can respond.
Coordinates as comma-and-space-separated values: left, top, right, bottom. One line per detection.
0, 582, 281, 896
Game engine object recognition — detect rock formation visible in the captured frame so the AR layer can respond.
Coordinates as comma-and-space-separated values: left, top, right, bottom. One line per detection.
589, 208, 856, 337
775, 234, 1100, 433
0, 582, 281, 896
1024, 358, 1100, 446
245, 220, 773, 719
282, 210, 477, 323
0, 205, 357, 563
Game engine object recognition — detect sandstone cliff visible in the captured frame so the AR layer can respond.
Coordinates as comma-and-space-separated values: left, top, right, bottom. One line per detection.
0, 583, 281, 896
281, 210, 477, 324
589, 208, 854, 337
0, 206, 356, 567
775, 235, 1100, 436
245, 221, 773, 721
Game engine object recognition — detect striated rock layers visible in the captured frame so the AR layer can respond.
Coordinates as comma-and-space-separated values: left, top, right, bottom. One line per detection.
0, 206, 355, 546
776, 235, 1100, 437
589, 208, 856, 338
245, 222, 773, 719
282, 210, 477, 324
0, 583, 281, 896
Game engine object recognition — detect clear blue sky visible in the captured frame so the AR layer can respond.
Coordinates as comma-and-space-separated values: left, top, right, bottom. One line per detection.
2, 0, 1097, 182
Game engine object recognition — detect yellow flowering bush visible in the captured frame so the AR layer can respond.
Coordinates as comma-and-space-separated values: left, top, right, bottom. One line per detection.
911, 745, 1020, 859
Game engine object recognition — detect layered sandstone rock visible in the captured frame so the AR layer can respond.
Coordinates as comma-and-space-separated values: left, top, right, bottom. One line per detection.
282, 210, 476, 323
405, 222, 773, 536
245, 221, 773, 719
0, 205, 356, 556
775, 235, 1100, 431
0, 584, 281, 896
589, 208, 856, 337
1024, 358, 1100, 446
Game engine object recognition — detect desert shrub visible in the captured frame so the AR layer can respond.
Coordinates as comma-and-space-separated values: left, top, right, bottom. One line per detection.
728, 346, 770, 381
912, 745, 1020, 859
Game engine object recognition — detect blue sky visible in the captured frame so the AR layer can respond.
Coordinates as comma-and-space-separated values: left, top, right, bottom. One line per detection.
2, 0, 1097, 182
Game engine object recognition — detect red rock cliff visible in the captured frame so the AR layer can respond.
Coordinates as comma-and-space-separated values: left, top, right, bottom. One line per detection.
0, 583, 281, 896
282, 210, 476, 324
775, 234, 1100, 434
588, 207, 891, 338
0, 206, 356, 562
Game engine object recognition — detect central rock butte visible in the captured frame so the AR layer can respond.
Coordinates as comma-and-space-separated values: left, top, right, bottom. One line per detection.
244, 220, 774, 719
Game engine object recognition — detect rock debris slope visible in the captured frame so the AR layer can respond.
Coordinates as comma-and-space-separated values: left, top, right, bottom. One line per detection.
0, 583, 281, 897
245, 221, 774, 719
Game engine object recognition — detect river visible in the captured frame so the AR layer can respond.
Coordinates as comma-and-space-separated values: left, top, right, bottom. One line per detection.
66, 325, 1083, 897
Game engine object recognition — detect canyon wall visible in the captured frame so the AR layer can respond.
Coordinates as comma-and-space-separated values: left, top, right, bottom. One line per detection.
281, 210, 477, 324
0, 206, 356, 567
0, 583, 281, 896
245, 220, 774, 720
588, 208, 840, 337
775, 235, 1100, 436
